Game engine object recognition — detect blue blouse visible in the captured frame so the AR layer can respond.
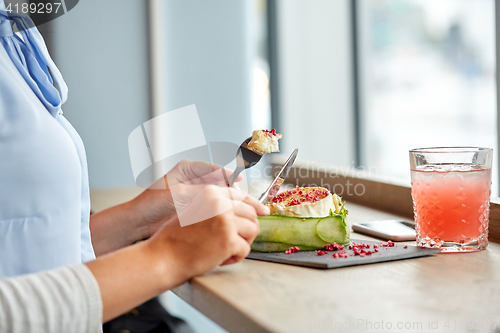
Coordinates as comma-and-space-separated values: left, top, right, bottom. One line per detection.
0, 8, 95, 277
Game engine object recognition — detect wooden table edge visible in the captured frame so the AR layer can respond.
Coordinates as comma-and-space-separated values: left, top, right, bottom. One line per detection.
172, 278, 272, 333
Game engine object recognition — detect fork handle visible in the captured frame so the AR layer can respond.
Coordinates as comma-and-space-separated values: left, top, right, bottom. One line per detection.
227, 166, 244, 187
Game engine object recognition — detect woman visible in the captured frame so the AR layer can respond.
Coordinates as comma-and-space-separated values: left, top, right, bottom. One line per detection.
0, 6, 268, 332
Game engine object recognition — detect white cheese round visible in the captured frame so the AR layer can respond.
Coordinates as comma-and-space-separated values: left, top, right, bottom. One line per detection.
268, 189, 343, 218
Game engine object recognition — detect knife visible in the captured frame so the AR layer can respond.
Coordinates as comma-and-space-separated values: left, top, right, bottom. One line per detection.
258, 148, 298, 204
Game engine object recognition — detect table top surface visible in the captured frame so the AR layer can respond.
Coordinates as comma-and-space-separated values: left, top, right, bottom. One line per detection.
173, 201, 500, 333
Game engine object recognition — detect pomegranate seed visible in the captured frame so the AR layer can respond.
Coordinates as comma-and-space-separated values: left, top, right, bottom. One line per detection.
263, 129, 277, 136
285, 246, 300, 254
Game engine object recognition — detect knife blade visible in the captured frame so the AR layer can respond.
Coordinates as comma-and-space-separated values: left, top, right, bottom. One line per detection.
258, 148, 298, 204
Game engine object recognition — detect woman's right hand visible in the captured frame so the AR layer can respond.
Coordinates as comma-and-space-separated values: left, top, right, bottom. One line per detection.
146, 184, 269, 285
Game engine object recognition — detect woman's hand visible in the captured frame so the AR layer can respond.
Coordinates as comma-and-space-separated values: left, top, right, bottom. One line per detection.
90, 160, 246, 256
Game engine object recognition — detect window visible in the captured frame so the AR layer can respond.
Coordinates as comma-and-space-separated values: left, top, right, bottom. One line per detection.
251, 0, 272, 131
273, 0, 497, 194
357, 0, 497, 191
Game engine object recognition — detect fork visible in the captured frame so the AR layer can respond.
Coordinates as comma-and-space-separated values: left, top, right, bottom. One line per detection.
226, 137, 263, 186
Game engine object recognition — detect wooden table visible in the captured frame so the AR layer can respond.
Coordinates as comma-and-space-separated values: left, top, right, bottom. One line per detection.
173, 201, 500, 333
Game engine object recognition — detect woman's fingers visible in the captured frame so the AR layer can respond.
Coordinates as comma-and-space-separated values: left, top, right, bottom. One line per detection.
232, 189, 270, 216
232, 201, 259, 224
220, 256, 239, 266
220, 236, 251, 266
177, 160, 244, 184
197, 166, 244, 184
231, 215, 259, 243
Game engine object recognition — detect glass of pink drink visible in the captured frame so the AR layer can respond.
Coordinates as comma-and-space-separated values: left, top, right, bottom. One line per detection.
410, 147, 493, 252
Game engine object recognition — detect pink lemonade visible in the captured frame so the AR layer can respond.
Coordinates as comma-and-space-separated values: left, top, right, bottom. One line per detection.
411, 164, 491, 251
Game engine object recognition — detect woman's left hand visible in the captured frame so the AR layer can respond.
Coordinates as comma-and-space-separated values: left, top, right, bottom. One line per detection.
90, 160, 243, 256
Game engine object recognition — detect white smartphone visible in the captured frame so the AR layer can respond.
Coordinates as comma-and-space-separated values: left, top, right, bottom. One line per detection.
352, 220, 416, 241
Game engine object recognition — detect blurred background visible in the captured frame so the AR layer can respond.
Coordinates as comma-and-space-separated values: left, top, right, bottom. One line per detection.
39, 0, 498, 191
38, 0, 497, 332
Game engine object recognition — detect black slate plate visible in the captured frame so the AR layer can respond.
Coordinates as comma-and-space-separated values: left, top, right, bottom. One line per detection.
246, 239, 441, 269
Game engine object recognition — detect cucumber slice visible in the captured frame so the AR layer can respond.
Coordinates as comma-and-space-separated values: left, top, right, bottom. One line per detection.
250, 242, 318, 252
253, 214, 350, 252
255, 215, 326, 247
315, 215, 350, 243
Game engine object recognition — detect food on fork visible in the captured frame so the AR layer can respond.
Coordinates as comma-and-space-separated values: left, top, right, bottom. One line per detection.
247, 129, 282, 155
252, 186, 350, 252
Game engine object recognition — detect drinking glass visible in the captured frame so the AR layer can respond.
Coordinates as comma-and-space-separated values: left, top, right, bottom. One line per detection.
409, 147, 493, 252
